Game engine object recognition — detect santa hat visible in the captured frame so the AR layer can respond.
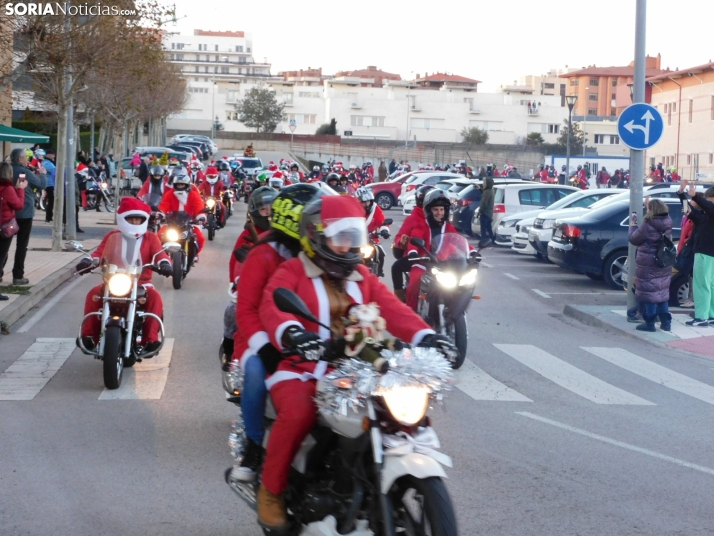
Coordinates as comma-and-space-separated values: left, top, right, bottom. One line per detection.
116, 197, 150, 238
320, 196, 366, 238
206, 166, 218, 175
76, 162, 88, 175
272, 171, 283, 179
222, 156, 228, 160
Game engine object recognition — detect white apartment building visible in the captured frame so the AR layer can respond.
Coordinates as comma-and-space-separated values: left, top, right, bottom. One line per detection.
168, 77, 571, 145
499, 67, 579, 102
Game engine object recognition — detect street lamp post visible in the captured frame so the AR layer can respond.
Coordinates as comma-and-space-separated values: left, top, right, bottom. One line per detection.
565, 94, 578, 185
211, 75, 216, 138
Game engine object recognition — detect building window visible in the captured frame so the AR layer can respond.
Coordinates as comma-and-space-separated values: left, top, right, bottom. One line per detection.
204, 66, 209, 73
175, 43, 184, 50
611, 93, 616, 101
247, 47, 251, 52
612, 78, 618, 86
548, 124, 559, 134
589, 78, 599, 86
544, 83, 555, 89
672, 102, 676, 113
687, 154, 692, 165
351, 115, 385, 127
587, 108, 597, 115
710, 154, 713, 164
298, 91, 321, 98
594, 134, 605, 144
171, 43, 175, 49
215, 55, 219, 62
227, 90, 239, 103
226, 111, 239, 121
469, 120, 503, 131
667, 104, 672, 126
689, 99, 694, 123
194, 77, 198, 82
204, 78, 208, 82
175, 54, 183, 61
569, 78, 579, 87
611, 109, 616, 116
221, 66, 229, 74
215, 45, 218, 51
194, 66, 199, 73
610, 135, 620, 145
588, 94, 598, 101
411, 118, 445, 129
287, 114, 317, 124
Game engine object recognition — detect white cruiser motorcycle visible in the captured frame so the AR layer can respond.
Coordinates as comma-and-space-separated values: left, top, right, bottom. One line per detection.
226, 288, 458, 536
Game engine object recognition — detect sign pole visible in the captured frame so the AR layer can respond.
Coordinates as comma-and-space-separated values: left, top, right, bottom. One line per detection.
627, 0, 646, 312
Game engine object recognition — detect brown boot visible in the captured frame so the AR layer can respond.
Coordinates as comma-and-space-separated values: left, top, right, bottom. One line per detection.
257, 483, 288, 530
394, 288, 406, 303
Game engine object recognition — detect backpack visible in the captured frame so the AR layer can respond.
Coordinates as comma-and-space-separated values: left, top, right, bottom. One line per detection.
655, 232, 677, 268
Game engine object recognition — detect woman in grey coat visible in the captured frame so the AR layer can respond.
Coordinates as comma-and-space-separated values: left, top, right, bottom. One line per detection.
628, 199, 673, 332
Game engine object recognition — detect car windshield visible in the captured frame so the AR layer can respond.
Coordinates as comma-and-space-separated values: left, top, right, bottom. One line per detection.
448, 183, 470, 193
544, 191, 584, 210
436, 182, 453, 190
237, 158, 262, 168
457, 185, 481, 200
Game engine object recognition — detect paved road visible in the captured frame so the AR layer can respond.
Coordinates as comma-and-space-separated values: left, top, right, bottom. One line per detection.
2, 191, 714, 535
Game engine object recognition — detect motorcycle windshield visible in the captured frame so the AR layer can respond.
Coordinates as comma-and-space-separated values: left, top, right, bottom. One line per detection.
141, 192, 163, 210
166, 211, 192, 228
101, 232, 141, 270
431, 233, 470, 263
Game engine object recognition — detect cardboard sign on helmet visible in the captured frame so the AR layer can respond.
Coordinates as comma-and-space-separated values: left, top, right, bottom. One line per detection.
117, 197, 150, 238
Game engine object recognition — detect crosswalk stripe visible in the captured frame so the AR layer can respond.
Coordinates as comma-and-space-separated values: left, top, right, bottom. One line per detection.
99, 338, 174, 400
582, 347, 714, 406
456, 359, 532, 402
0, 338, 75, 401
494, 344, 655, 405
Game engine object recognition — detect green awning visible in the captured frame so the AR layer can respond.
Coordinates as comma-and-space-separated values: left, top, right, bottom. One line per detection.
0, 125, 50, 143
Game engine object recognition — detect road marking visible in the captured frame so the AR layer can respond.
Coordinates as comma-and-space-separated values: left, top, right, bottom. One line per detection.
582, 347, 714, 406
480, 262, 494, 268
504, 273, 520, 280
516, 411, 714, 477
17, 277, 83, 333
547, 292, 625, 295
494, 344, 654, 405
456, 359, 532, 402
0, 338, 75, 400
532, 289, 551, 298
99, 338, 174, 400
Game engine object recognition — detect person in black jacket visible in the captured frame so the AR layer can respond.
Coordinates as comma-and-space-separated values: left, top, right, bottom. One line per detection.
138, 156, 150, 184
683, 181, 714, 326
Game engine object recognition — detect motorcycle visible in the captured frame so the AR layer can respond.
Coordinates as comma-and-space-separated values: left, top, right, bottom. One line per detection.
85, 175, 115, 211
226, 288, 458, 536
70, 236, 177, 389
141, 193, 165, 235
408, 233, 481, 369
201, 196, 221, 241
362, 218, 393, 277
33, 188, 46, 212
160, 211, 199, 290
222, 184, 240, 217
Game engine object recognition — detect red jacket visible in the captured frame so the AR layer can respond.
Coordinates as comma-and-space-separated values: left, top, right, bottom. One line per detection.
91, 230, 169, 286
234, 241, 295, 366
260, 253, 433, 389
137, 177, 169, 199
159, 188, 204, 217
197, 180, 226, 198
228, 226, 265, 283
538, 169, 549, 183
366, 203, 387, 234
190, 170, 206, 184
678, 216, 694, 254
394, 206, 425, 248
406, 217, 458, 259
0, 180, 25, 224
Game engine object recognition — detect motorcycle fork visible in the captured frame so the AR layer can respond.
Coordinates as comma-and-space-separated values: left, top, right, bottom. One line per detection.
98, 289, 111, 356
123, 282, 138, 358
367, 400, 396, 536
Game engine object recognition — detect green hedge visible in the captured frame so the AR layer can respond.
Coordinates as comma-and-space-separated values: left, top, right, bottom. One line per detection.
11, 120, 99, 155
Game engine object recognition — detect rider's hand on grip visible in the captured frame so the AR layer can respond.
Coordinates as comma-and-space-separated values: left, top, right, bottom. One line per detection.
156, 262, 173, 277
283, 327, 325, 362
76, 257, 96, 274
380, 229, 391, 240
419, 333, 458, 363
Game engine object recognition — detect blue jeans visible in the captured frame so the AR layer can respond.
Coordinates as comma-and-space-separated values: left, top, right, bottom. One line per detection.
241, 355, 267, 444
642, 301, 669, 320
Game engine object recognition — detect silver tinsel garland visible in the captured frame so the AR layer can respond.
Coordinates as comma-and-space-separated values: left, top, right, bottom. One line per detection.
315, 347, 454, 416
229, 418, 247, 464
227, 359, 244, 394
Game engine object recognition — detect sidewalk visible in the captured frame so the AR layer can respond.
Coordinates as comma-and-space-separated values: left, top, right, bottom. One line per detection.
564, 304, 714, 359
0, 209, 114, 331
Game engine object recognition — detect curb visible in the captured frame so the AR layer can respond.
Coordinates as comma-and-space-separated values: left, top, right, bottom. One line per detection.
0, 258, 77, 330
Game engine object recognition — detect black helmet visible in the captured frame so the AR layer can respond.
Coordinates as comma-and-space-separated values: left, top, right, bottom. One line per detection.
423, 189, 451, 227
271, 183, 330, 240
300, 195, 367, 279
248, 186, 278, 231
217, 160, 230, 172
326, 172, 340, 185
561, 165, 567, 171
150, 165, 164, 181
415, 184, 435, 208
539, 164, 544, 170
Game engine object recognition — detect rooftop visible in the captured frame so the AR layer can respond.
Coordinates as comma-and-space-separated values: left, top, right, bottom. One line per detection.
647, 61, 714, 82
192, 30, 245, 38
415, 72, 481, 84
335, 66, 401, 80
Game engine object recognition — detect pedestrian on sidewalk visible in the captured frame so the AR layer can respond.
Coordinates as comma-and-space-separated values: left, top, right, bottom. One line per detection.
0, 163, 27, 296
43, 149, 56, 223
4, 149, 46, 286
628, 199, 673, 332
478, 177, 495, 247
684, 182, 714, 326
378, 161, 387, 182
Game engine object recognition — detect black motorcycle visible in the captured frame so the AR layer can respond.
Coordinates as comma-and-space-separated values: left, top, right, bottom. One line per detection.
201, 196, 221, 241
85, 176, 114, 211
161, 211, 198, 290
408, 233, 481, 369
362, 218, 392, 276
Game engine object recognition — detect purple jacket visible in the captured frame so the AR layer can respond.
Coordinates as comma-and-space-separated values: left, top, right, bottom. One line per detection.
628, 215, 673, 304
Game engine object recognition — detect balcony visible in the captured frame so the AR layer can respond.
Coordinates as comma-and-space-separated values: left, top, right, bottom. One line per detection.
410, 104, 421, 112
527, 106, 539, 116
469, 107, 480, 114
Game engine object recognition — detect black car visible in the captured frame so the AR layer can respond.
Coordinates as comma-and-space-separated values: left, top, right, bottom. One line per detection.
547, 198, 683, 289
176, 140, 210, 160
167, 144, 202, 159
450, 184, 482, 236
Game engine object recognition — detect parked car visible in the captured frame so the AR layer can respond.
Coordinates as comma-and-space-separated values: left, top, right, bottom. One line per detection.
365, 171, 426, 210
172, 134, 218, 154
175, 140, 211, 160
471, 184, 578, 243
402, 178, 474, 215
399, 172, 465, 204
449, 178, 529, 236
133, 147, 191, 163
547, 198, 684, 289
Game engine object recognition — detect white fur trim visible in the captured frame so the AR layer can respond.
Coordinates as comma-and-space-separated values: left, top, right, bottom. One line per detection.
345, 280, 363, 305
311, 277, 331, 340
276, 320, 303, 350
323, 217, 366, 238
411, 328, 435, 346
365, 204, 376, 226
265, 360, 329, 390
239, 331, 271, 371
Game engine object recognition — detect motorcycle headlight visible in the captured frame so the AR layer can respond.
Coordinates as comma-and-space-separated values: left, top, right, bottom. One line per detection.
107, 273, 132, 296
383, 387, 430, 426
459, 268, 478, 287
432, 268, 457, 289
101, 182, 108, 189
166, 229, 179, 242
206, 198, 216, 208
361, 245, 375, 258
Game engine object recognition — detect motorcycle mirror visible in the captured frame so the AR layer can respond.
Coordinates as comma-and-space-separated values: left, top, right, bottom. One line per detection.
273, 288, 329, 330
383, 218, 393, 226
66, 240, 84, 251
410, 237, 426, 249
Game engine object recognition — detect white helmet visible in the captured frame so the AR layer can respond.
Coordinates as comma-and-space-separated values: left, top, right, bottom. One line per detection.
269, 177, 284, 190
313, 165, 319, 171
172, 172, 191, 202
355, 186, 374, 203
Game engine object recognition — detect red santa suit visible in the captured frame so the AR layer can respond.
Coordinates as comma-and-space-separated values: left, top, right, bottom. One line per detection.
158, 187, 206, 252
577, 168, 588, 189
365, 202, 387, 235
394, 206, 425, 249
189, 168, 206, 184
259, 252, 434, 495
538, 168, 549, 183
228, 224, 268, 283
137, 176, 169, 200
197, 177, 227, 226
81, 200, 170, 344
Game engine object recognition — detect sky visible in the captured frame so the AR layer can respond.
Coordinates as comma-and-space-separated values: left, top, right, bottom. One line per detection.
167, 0, 714, 91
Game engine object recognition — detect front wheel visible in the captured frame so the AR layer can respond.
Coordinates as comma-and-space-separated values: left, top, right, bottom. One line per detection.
104, 196, 114, 211
102, 325, 124, 389
390, 476, 458, 536
447, 314, 467, 369
208, 214, 215, 241
172, 250, 184, 290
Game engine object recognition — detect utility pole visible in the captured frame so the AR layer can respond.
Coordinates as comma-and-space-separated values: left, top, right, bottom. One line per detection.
65, 82, 76, 240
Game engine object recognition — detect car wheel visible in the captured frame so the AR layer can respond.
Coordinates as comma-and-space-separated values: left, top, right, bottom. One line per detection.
603, 251, 628, 290
669, 272, 690, 307
375, 192, 394, 210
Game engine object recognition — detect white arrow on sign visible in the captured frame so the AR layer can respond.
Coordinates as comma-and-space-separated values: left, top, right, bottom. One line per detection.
624, 110, 655, 145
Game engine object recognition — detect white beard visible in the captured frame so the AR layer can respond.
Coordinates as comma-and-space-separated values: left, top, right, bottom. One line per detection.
174, 190, 188, 202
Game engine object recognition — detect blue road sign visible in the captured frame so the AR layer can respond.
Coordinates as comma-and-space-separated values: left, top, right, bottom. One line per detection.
617, 103, 664, 150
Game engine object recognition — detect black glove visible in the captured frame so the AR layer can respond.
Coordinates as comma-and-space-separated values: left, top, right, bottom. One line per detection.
380, 229, 391, 240
257, 343, 282, 374
419, 334, 459, 364
408, 250, 418, 259
157, 262, 173, 277
282, 327, 325, 361
76, 257, 94, 274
